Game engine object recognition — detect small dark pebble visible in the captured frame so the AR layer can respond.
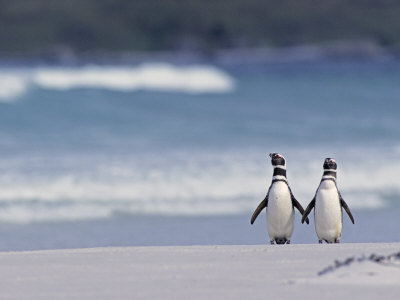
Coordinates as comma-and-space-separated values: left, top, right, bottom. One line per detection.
318, 251, 400, 276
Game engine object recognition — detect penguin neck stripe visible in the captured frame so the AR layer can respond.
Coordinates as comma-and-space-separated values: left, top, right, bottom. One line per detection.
273, 165, 286, 170
272, 178, 288, 184
272, 175, 287, 182
324, 169, 337, 172
321, 176, 336, 182
273, 168, 286, 177
323, 171, 337, 178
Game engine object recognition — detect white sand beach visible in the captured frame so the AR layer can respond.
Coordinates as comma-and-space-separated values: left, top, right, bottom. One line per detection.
0, 243, 399, 300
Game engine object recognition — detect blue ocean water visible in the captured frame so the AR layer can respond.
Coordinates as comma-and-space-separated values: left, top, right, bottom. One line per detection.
0, 60, 399, 250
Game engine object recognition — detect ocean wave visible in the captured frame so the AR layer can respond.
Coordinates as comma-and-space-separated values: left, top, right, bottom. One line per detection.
0, 63, 235, 101
0, 149, 397, 224
0, 73, 28, 102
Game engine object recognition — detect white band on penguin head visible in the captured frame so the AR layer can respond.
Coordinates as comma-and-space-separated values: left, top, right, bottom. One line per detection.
273, 165, 286, 170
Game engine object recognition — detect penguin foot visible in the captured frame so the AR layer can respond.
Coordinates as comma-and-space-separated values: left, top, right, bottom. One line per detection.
318, 240, 323, 244
335, 238, 340, 243
275, 238, 287, 245
286, 240, 291, 244
270, 240, 275, 245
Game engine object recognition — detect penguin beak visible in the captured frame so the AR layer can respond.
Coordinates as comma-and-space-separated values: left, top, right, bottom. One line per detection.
269, 153, 273, 158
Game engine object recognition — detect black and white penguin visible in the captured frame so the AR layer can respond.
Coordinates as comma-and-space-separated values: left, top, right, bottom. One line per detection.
251, 153, 309, 245
301, 158, 354, 243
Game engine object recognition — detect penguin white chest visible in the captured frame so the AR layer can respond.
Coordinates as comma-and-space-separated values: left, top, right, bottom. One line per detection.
314, 181, 342, 242
266, 182, 294, 240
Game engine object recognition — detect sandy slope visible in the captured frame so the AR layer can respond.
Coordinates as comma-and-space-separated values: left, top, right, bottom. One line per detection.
0, 243, 399, 300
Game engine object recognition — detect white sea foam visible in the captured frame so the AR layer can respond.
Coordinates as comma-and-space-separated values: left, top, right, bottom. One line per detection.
0, 63, 235, 101
0, 73, 28, 101
0, 148, 397, 224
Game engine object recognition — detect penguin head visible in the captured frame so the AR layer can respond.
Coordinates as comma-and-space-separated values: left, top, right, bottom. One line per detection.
269, 153, 286, 168
323, 158, 337, 170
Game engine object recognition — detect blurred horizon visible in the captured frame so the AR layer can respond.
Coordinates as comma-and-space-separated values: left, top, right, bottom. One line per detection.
1, 0, 400, 62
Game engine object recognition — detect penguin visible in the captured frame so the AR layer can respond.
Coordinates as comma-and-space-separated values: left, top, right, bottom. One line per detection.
251, 153, 309, 245
301, 158, 354, 243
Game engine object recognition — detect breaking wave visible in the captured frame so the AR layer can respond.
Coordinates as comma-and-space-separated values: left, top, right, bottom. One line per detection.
0, 148, 397, 224
0, 63, 235, 101
0, 73, 29, 101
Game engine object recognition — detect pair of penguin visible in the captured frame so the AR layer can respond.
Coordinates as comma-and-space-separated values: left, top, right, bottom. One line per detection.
251, 153, 354, 244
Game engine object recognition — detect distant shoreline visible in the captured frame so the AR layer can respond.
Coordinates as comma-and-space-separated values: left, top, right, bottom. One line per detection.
1, 40, 399, 66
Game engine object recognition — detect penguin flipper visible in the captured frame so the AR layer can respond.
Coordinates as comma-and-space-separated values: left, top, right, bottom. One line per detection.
301, 197, 315, 224
289, 188, 309, 224
250, 195, 268, 224
340, 197, 354, 224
